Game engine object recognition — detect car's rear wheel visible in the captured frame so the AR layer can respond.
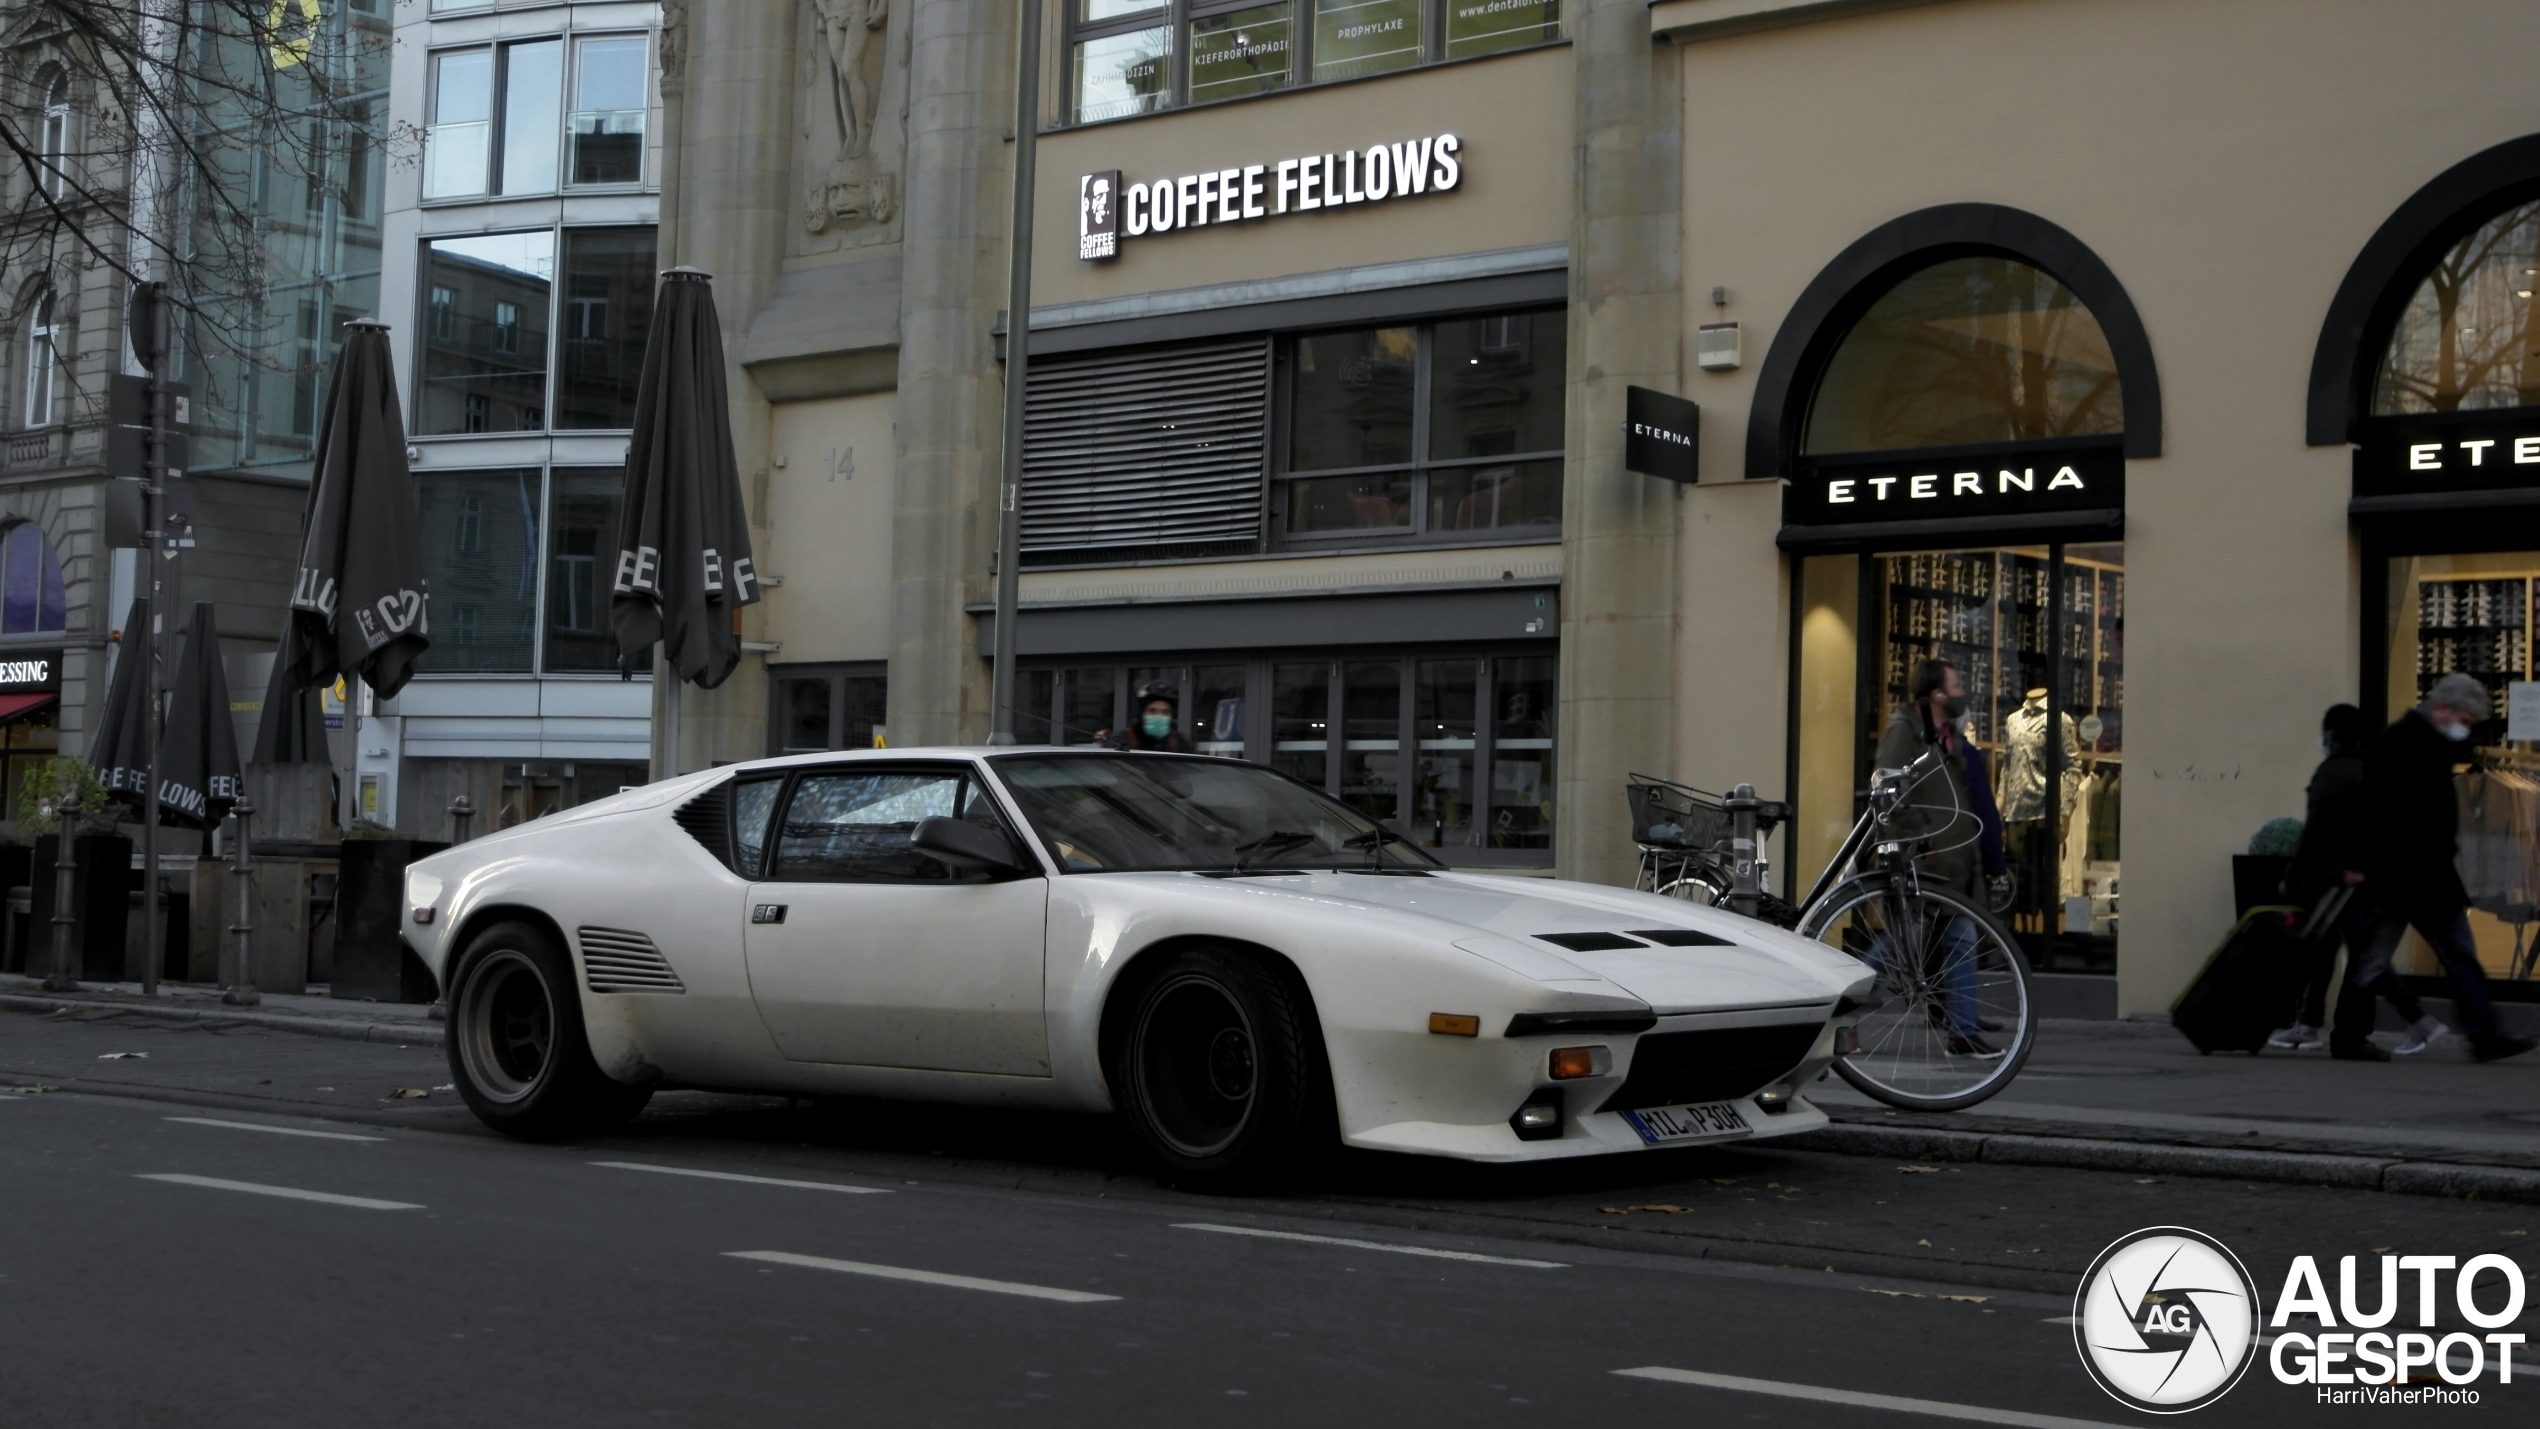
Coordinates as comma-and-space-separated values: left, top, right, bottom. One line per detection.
446, 920, 651, 1139
1111, 946, 1328, 1188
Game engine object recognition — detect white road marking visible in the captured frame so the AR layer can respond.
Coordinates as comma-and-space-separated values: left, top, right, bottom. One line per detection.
167, 1116, 387, 1143
593, 1161, 888, 1194
1614, 1368, 2131, 1428
725, 1250, 1119, 1303
135, 1174, 421, 1210
1177, 1222, 1567, 1268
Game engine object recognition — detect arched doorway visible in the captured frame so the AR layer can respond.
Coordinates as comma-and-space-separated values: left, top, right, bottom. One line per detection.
1769, 211, 2156, 994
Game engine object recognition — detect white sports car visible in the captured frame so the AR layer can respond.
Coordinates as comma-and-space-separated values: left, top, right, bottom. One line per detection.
405, 748, 1873, 1183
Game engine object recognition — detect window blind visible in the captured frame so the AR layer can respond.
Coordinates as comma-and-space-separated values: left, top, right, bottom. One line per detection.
1020, 337, 1270, 558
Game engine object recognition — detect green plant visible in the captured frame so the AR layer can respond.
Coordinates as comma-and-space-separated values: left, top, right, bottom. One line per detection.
16, 758, 121, 837
2248, 817, 2304, 858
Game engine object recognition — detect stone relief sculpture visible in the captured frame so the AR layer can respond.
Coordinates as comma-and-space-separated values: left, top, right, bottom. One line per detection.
805, 0, 894, 234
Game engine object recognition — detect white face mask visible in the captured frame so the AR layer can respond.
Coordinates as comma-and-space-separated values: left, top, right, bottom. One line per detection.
2432, 712, 2473, 742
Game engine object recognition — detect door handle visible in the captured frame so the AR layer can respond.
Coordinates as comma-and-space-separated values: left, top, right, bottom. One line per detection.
752, 903, 788, 925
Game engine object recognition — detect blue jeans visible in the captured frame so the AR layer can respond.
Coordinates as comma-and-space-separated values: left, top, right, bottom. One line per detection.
2351, 906, 2500, 1039
1865, 913, 1984, 1037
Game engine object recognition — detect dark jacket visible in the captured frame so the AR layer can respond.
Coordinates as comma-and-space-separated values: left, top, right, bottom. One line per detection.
2283, 745, 2367, 904
2360, 708, 2468, 913
1873, 705, 2005, 895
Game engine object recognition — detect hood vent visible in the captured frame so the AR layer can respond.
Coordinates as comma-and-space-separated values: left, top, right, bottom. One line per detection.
1625, 928, 1736, 947
578, 927, 686, 994
1534, 931, 1649, 952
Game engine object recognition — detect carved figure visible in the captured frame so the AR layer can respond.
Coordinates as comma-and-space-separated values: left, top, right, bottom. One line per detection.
815, 0, 887, 160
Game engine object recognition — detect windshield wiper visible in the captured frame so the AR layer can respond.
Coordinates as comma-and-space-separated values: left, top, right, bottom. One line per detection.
1343, 825, 1420, 870
1230, 830, 1319, 872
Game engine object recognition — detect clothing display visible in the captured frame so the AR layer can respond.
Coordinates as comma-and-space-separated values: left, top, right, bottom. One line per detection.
2000, 691, 2080, 825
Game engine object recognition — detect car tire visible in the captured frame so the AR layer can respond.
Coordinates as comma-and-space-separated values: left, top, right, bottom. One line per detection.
445, 919, 652, 1139
1110, 945, 1330, 1189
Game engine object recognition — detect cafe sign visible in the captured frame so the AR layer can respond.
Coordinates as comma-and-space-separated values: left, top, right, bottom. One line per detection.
1079, 133, 1464, 261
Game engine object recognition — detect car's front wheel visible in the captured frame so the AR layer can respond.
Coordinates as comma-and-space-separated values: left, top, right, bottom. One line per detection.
446, 920, 651, 1139
1111, 946, 1331, 1189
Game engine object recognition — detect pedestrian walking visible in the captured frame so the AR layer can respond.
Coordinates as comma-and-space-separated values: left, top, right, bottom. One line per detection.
1874, 657, 2011, 1060
2343, 675, 2534, 1063
1099, 681, 1192, 753
2276, 703, 2424, 1060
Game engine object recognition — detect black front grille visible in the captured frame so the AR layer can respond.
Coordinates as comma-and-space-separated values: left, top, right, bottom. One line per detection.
1598, 1023, 1822, 1112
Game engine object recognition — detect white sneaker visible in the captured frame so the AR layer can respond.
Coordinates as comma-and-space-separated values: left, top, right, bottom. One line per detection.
2395, 1018, 2451, 1056
2267, 1024, 2324, 1051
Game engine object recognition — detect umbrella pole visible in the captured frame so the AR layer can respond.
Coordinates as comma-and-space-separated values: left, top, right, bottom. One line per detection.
223, 798, 258, 1007
663, 672, 681, 777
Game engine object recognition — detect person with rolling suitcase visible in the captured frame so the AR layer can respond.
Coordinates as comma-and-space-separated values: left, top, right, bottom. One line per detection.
2274, 704, 2419, 1061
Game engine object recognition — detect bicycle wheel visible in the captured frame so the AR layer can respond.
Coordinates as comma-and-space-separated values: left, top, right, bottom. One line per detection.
1797, 876, 2034, 1111
1655, 868, 1731, 905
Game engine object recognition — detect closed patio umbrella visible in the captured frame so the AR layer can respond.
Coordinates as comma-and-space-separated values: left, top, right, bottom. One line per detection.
85, 615, 154, 814
610, 268, 760, 692
283, 319, 430, 698
156, 602, 243, 830
250, 622, 326, 765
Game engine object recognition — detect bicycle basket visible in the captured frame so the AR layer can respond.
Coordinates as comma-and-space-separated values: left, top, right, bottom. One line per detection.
1626, 775, 1732, 851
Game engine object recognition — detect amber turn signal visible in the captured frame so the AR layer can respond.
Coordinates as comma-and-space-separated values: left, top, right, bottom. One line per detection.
1428, 1013, 1480, 1037
1548, 1045, 1612, 1080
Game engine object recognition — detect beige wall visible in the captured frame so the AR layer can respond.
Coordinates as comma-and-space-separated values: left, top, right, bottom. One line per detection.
1668, 0, 2540, 1012
1032, 44, 1574, 306
761, 393, 902, 665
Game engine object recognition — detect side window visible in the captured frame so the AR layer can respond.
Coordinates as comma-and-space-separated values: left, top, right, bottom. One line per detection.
771, 769, 989, 883
731, 777, 783, 877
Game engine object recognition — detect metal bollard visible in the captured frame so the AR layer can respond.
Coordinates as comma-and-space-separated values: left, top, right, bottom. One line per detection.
448, 792, 475, 844
223, 798, 260, 1008
1725, 782, 1762, 920
42, 792, 81, 992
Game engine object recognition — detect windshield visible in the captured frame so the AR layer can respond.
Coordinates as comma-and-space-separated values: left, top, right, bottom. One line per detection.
990, 754, 1443, 874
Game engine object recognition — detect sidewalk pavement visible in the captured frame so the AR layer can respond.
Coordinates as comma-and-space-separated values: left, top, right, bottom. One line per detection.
8, 976, 2537, 1203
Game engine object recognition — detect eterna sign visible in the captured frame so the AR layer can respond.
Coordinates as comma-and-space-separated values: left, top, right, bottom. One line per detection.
1785, 445, 2124, 526
2358, 419, 2540, 498
1079, 133, 1462, 261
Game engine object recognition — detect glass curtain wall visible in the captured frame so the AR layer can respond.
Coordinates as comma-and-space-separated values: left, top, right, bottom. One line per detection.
413, 466, 626, 676
183, 0, 390, 473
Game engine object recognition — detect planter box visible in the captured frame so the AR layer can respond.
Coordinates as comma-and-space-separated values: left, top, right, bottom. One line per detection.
27, 833, 134, 982
331, 839, 448, 1003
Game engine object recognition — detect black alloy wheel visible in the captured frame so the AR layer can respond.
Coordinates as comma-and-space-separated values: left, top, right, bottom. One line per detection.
1112, 945, 1329, 1188
446, 920, 653, 1139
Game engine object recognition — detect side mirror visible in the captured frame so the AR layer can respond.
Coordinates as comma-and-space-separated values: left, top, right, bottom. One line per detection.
910, 816, 1030, 877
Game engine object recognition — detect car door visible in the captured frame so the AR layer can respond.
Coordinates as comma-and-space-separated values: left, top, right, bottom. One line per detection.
742, 763, 1051, 1075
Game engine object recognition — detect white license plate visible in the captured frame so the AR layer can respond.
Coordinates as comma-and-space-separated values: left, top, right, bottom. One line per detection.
1619, 1100, 1753, 1146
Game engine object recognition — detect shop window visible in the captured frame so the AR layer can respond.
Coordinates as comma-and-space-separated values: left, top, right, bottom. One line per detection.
1067, 0, 1556, 125
0, 521, 68, 635
416, 467, 630, 676
2371, 200, 2540, 416
769, 664, 889, 754
1014, 649, 1552, 864
1804, 256, 2124, 456
417, 226, 654, 436
1280, 308, 1565, 546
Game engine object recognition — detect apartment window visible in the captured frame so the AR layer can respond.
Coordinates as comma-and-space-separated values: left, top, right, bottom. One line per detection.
1279, 308, 1565, 545
418, 226, 655, 435
0, 520, 69, 635
1014, 649, 1555, 863
1067, 0, 1556, 123
423, 34, 639, 200
22, 291, 58, 429
419, 466, 628, 676
37, 70, 69, 199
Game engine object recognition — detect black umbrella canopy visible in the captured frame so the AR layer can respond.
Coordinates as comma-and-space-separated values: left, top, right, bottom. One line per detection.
85, 614, 154, 816
610, 269, 760, 689
285, 320, 430, 698
157, 602, 243, 830
251, 622, 326, 764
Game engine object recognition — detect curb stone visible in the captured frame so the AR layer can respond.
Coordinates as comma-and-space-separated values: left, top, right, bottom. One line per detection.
1784, 1119, 2540, 1204
0, 993, 435, 1048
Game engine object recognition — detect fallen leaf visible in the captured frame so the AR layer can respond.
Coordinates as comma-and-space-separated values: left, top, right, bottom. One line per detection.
1708, 1177, 1741, 1186
7, 1084, 59, 1093
2373, 1246, 2392, 1254
1898, 1165, 1940, 1174
316, 1086, 335, 1092
2133, 1178, 2160, 1184
432, 1084, 455, 1092
390, 1088, 429, 1099
1864, 1288, 1925, 1298
2505, 1230, 2528, 1237
96, 1052, 148, 1060
1916, 1238, 1932, 1247
1938, 1295, 1991, 1304
1599, 1203, 1695, 1215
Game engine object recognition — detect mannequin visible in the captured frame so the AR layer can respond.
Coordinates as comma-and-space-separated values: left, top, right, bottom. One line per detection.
2000, 689, 2078, 825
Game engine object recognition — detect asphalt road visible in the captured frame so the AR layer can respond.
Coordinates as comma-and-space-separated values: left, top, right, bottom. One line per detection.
4, 1007, 2533, 1427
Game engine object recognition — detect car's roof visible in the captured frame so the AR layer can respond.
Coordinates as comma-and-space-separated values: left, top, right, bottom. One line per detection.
724, 745, 1202, 774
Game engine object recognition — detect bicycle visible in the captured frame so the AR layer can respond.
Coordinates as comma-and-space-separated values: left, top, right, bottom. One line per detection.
1627, 750, 2036, 1112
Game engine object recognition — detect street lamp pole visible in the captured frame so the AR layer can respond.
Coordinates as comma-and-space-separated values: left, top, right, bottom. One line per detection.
987, 0, 1044, 746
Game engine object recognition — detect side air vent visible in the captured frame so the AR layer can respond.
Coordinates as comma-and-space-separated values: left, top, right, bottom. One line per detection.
578, 927, 686, 994
672, 782, 731, 868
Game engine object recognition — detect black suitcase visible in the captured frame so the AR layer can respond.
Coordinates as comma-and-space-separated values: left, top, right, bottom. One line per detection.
2171, 905, 2312, 1054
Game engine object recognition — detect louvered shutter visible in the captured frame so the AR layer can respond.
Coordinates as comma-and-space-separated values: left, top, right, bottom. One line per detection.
1020, 337, 1269, 559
